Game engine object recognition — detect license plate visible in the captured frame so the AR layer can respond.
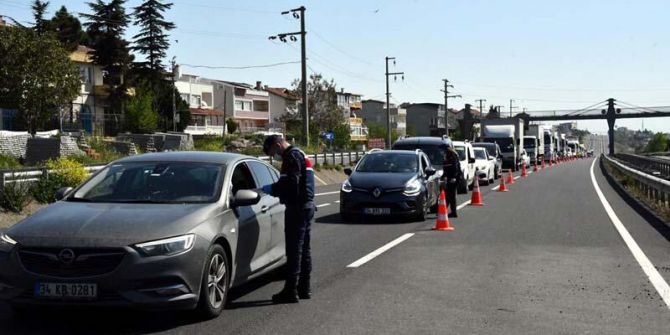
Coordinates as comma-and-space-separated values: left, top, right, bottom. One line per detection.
364, 208, 390, 215
35, 283, 97, 300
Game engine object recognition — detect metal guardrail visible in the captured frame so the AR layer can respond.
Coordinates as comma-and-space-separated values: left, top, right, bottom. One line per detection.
604, 154, 670, 211
0, 151, 369, 188
614, 153, 670, 180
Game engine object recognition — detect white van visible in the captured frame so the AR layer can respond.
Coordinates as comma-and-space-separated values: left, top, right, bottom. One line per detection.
452, 141, 476, 194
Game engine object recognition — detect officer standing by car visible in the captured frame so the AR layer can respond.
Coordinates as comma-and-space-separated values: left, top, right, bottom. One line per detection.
442, 145, 462, 218
261, 135, 315, 304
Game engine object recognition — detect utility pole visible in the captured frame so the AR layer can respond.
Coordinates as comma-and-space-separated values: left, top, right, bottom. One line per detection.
441, 79, 461, 137
509, 99, 518, 117
475, 99, 486, 119
222, 90, 228, 137
270, 6, 308, 146
385, 57, 404, 148
171, 56, 177, 132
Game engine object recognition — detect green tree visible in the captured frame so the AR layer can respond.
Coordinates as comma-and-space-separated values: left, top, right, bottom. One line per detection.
289, 73, 346, 144
226, 118, 239, 134
645, 133, 668, 153
82, 0, 133, 113
332, 123, 351, 150
31, 0, 50, 35
367, 123, 399, 142
132, 0, 175, 80
0, 27, 81, 134
48, 6, 89, 51
125, 89, 158, 133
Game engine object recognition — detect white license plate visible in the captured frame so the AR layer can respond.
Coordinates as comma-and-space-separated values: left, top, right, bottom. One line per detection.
364, 208, 391, 215
35, 283, 97, 299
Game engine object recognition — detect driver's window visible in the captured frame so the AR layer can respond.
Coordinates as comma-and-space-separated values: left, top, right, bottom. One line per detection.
421, 155, 430, 173
231, 163, 257, 195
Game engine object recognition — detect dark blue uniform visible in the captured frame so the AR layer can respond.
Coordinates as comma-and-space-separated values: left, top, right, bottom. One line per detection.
269, 146, 315, 291
442, 149, 462, 216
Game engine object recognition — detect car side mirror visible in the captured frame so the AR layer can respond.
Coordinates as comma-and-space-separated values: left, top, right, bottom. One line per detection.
344, 168, 352, 176
55, 187, 73, 201
468, 157, 476, 164
488, 156, 494, 160
425, 167, 436, 177
231, 189, 261, 207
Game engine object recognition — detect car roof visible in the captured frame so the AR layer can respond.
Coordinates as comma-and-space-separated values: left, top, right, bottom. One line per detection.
473, 142, 497, 147
393, 136, 452, 146
114, 151, 250, 165
452, 141, 470, 146
473, 147, 486, 151
368, 150, 419, 156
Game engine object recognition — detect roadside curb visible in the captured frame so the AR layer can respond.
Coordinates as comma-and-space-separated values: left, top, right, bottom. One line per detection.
599, 157, 670, 234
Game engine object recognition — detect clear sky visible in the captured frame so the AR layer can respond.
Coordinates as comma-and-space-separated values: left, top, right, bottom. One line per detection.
2, 0, 669, 134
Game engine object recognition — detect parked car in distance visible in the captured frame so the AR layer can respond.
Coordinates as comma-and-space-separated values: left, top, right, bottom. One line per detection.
472, 147, 495, 185
340, 150, 440, 221
519, 149, 531, 168
0, 152, 286, 319
587, 149, 594, 157
451, 141, 476, 193
392, 136, 453, 182
473, 142, 502, 179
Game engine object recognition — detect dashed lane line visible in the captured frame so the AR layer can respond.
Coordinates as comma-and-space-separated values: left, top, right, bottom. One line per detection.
316, 191, 340, 196
316, 203, 331, 208
346, 233, 415, 268
590, 158, 670, 309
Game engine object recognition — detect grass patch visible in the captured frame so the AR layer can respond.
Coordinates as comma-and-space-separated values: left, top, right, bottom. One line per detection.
0, 155, 21, 170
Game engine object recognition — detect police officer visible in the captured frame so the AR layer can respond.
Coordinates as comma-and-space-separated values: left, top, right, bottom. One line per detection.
442, 145, 462, 218
261, 135, 315, 304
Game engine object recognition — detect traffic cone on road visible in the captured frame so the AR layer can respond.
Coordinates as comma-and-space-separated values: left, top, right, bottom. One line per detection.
542, 159, 546, 169
433, 190, 454, 231
533, 160, 538, 172
521, 163, 528, 178
498, 173, 509, 192
470, 175, 484, 206
507, 169, 515, 184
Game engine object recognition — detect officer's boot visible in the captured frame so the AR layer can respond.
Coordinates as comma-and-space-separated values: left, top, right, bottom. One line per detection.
297, 276, 311, 299
272, 277, 299, 304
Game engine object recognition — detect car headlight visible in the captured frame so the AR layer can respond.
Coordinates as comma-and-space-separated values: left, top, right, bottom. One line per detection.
135, 234, 195, 257
341, 179, 352, 193
0, 233, 17, 253
403, 178, 421, 196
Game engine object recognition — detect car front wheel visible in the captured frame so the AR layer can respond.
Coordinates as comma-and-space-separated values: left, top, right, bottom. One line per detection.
196, 244, 230, 319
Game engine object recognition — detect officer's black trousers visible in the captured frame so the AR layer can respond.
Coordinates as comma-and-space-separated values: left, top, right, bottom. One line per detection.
284, 204, 314, 285
445, 182, 458, 215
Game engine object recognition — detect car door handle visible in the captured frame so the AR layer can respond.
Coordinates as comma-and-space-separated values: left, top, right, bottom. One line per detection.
261, 205, 269, 213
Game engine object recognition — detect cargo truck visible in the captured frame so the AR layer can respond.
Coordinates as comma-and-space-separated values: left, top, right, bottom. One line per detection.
479, 118, 525, 171
542, 126, 555, 163
526, 125, 545, 165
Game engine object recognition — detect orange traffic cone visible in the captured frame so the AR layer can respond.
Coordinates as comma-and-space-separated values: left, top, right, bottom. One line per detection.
542, 159, 546, 169
433, 190, 454, 231
533, 160, 538, 172
521, 163, 528, 178
498, 173, 509, 192
507, 169, 515, 184
470, 175, 484, 206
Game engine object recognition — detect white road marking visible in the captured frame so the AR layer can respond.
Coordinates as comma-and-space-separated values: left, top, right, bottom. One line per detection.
347, 233, 415, 268
335, 200, 340, 203
317, 203, 330, 208
514, 176, 521, 180
589, 158, 670, 309
313, 173, 327, 186
316, 191, 340, 196
457, 200, 471, 210
492, 185, 500, 190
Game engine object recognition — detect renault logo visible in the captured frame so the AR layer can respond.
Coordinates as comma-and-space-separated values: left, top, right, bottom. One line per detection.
372, 188, 382, 198
58, 249, 76, 265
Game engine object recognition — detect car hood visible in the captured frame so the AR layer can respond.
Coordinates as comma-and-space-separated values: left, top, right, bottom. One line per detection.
349, 172, 416, 189
7, 201, 221, 248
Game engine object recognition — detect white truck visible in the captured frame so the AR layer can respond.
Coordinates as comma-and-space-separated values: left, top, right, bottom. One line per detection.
542, 126, 556, 163
525, 125, 545, 165
480, 118, 525, 171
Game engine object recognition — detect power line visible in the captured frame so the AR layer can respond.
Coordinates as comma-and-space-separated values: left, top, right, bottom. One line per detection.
310, 29, 374, 66
455, 81, 670, 92
180, 61, 301, 70
171, 2, 277, 14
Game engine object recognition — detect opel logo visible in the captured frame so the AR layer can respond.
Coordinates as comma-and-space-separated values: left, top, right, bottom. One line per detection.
58, 249, 76, 265
372, 188, 382, 198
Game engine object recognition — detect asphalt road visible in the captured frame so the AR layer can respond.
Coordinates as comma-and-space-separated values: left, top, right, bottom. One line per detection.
1, 155, 669, 334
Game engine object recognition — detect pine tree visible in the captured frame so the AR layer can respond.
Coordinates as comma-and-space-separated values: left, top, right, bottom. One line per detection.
132, 0, 175, 80
48, 6, 89, 51
31, 0, 50, 35
82, 0, 132, 113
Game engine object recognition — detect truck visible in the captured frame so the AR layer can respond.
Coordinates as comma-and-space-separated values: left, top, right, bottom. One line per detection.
525, 125, 545, 165
542, 126, 556, 163
559, 133, 568, 158
479, 118, 525, 171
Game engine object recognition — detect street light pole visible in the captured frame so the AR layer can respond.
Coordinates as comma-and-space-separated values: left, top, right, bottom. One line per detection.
385, 57, 404, 148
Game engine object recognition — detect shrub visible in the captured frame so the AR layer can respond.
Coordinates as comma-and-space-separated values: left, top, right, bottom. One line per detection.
32, 157, 87, 204
240, 147, 264, 157
334, 164, 342, 172
0, 155, 20, 170
194, 136, 224, 152
0, 173, 32, 213
314, 163, 321, 172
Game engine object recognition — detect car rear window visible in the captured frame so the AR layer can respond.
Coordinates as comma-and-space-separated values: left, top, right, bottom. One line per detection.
356, 153, 418, 173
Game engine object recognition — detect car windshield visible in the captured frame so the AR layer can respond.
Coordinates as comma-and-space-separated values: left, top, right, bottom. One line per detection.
474, 144, 496, 157
454, 146, 466, 161
474, 149, 487, 160
356, 153, 417, 173
485, 138, 514, 153
70, 162, 223, 203
392, 144, 445, 165
524, 138, 536, 148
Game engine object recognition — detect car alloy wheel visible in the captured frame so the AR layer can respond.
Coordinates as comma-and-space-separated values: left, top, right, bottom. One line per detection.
208, 254, 227, 309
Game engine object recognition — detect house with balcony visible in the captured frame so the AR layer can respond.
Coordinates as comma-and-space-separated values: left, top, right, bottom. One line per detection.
360, 99, 407, 137
64, 45, 106, 135
175, 73, 224, 136
336, 90, 368, 143
265, 87, 299, 133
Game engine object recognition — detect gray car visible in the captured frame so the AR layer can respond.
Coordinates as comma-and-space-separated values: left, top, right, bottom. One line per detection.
0, 152, 285, 318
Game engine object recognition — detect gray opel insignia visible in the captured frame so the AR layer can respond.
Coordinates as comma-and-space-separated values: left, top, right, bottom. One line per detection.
0, 152, 286, 318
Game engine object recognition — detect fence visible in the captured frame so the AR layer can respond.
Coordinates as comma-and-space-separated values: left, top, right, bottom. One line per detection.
614, 153, 670, 180
604, 154, 670, 212
0, 151, 368, 189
